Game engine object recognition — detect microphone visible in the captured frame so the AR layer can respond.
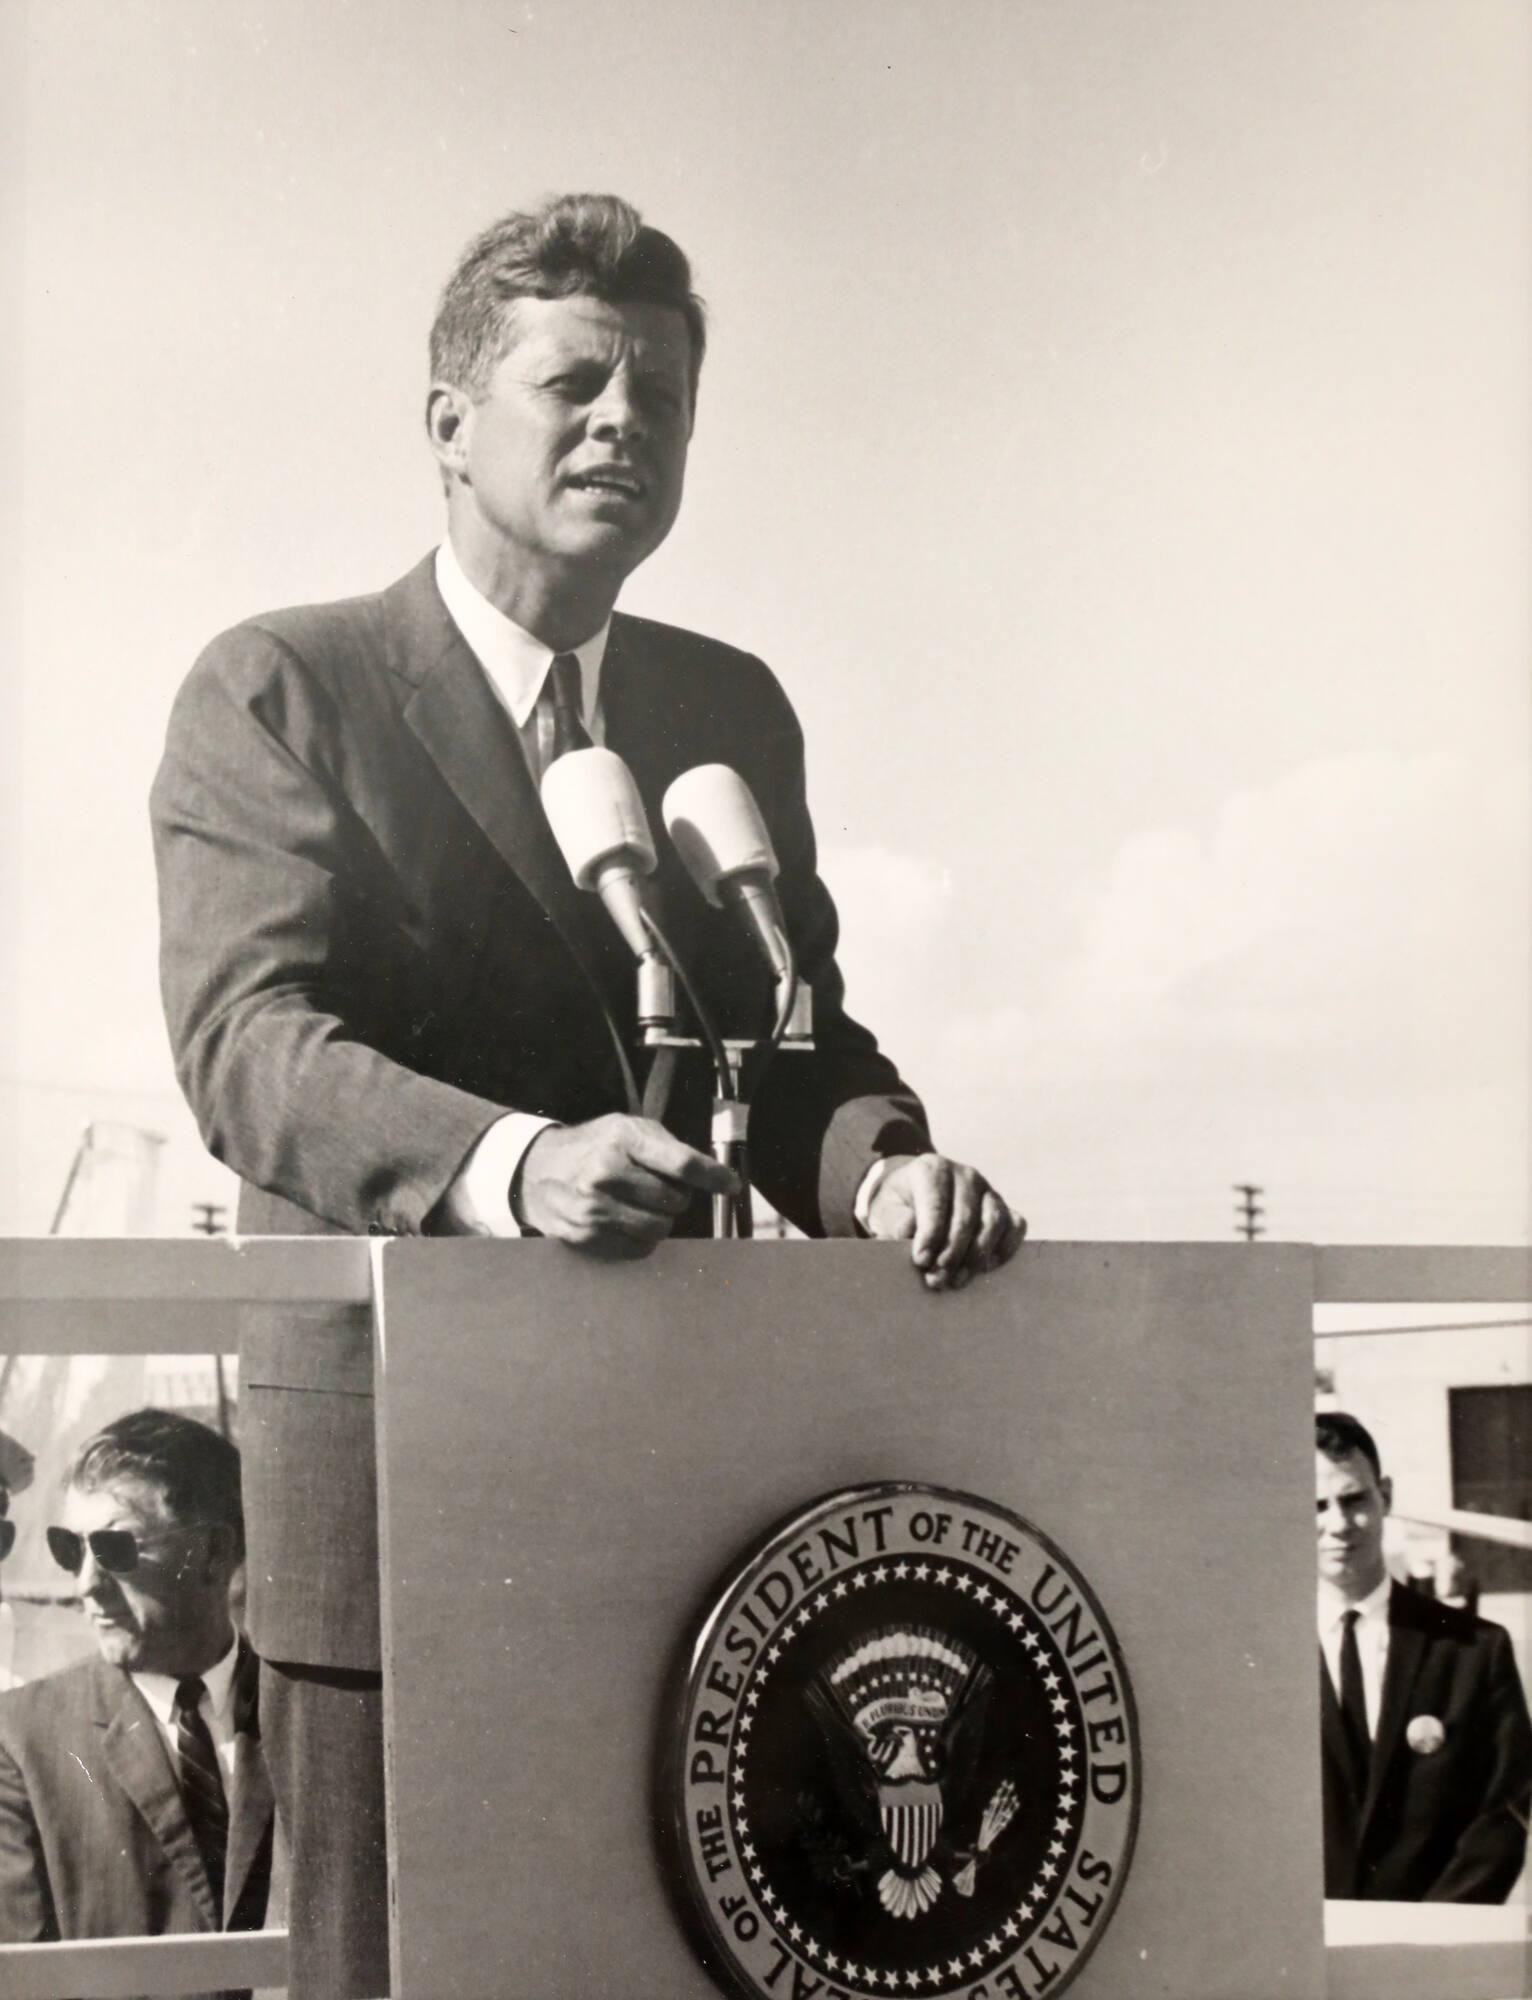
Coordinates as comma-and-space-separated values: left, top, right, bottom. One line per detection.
540, 748, 658, 959
541, 749, 676, 1034
661, 765, 793, 986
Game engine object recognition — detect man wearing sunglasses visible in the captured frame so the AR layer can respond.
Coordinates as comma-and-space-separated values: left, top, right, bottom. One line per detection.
0, 1409, 274, 1976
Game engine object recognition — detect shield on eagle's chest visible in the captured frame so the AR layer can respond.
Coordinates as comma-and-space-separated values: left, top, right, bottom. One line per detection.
881, 1780, 943, 1869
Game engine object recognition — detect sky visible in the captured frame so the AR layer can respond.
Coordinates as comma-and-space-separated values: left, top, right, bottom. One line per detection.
2, 0, 1528, 1245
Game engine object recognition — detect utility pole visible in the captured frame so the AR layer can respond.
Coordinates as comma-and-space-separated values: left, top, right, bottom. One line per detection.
1233, 1183, 1265, 1241
191, 1202, 228, 1236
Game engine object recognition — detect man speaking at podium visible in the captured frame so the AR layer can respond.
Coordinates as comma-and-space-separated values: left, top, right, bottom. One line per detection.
152, 194, 1021, 1996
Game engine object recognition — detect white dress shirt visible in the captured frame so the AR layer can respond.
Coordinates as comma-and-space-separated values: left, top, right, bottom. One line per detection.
1318, 1571, 1392, 1736
432, 537, 892, 1237
130, 1629, 242, 1786
433, 538, 609, 763
433, 540, 610, 1236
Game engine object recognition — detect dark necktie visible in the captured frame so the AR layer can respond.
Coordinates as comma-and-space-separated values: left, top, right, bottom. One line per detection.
174, 1674, 229, 1906
1337, 1609, 1371, 1790
546, 651, 592, 766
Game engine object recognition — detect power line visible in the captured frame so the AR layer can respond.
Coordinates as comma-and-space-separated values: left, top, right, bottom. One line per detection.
0, 1072, 182, 1104
48, 1126, 94, 1236
1315, 1316, 1532, 1341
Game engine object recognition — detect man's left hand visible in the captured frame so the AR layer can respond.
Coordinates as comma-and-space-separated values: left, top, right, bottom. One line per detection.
864, 1153, 1024, 1290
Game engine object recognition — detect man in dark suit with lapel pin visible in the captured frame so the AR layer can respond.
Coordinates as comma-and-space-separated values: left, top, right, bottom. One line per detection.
151, 192, 1023, 1995
1316, 1410, 1531, 1901
0, 1409, 273, 1989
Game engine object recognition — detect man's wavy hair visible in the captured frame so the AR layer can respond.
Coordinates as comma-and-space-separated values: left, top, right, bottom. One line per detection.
429, 193, 706, 402
1316, 1410, 1384, 1483
68, 1407, 244, 1557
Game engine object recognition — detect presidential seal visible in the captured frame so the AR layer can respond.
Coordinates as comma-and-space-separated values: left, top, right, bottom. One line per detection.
670, 1485, 1138, 2000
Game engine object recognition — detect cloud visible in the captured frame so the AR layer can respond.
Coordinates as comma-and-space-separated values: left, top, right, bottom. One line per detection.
919, 750, 1530, 1237
818, 844, 955, 942
1050, 749, 1527, 1075
816, 844, 959, 1059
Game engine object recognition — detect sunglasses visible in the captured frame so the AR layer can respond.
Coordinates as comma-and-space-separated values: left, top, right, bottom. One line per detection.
0, 1520, 13, 1562
45, 1524, 202, 1577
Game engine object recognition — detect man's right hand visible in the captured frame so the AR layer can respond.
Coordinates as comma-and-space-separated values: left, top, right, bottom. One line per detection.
512, 1115, 739, 1256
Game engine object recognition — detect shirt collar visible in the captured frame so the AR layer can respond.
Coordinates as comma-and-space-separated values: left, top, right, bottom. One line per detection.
1318, 1570, 1392, 1635
131, 1630, 241, 1729
434, 539, 609, 730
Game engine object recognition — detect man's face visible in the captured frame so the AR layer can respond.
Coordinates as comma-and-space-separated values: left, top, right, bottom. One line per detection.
1315, 1448, 1392, 1600
59, 1476, 233, 1676
452, 294, 693, 584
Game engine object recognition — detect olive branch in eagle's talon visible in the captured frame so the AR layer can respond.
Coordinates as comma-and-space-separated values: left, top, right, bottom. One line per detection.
952, 1779, 1020, 1897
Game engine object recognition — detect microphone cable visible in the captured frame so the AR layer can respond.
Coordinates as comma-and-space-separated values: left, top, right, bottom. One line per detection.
638, 904, 755, 1237
638, 906, 731, 1097
601, 1003, 643, 1118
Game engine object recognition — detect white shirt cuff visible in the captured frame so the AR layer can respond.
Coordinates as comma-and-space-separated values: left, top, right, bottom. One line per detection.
437, 1113, 558, 1236
853, 1155, 899, 1236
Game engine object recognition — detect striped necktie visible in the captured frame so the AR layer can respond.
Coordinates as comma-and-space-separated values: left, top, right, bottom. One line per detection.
546, 652, 592, 767
174, 1674, 229, 1905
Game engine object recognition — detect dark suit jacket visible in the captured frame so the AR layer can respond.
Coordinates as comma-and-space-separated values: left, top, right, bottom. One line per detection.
151, 555, 930, 1668
1321, 1581, 1532, 1901
0, 1649, 274, 1986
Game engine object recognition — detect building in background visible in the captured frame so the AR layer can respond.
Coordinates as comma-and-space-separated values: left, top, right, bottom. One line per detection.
1317, 1313, 1531, 1630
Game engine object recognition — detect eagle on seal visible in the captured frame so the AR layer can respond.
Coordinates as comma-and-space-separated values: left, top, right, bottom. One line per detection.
804, 1625, 995, 1918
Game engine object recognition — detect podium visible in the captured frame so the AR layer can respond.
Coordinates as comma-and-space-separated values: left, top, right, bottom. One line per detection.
375, 1240, 1327, 1999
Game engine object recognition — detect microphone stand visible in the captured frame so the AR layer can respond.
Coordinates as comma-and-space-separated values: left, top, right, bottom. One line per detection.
635, 913, 814, 1239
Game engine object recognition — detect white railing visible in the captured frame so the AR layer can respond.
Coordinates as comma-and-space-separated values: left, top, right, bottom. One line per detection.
0, 1927, 288, 1999
0, 1238, 1527, 2000
1324, 1899, 1531, 2000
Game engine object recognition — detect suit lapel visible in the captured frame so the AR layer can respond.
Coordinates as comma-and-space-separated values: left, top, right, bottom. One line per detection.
601, 618, 666, 796
93, 1662, 219, 1930
389, 558, 633, 1021
600, 621, 692, 941
1318, 1647, 1363, 1803
223, 1640, 274, 1928
1361, 1582, 1428, 1832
